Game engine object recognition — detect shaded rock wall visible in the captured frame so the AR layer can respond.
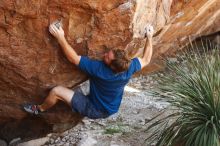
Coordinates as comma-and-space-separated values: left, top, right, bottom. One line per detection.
0, 0, 219, 136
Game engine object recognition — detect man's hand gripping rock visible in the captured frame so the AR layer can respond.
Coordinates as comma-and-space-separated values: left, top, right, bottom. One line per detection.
144, 24, 154, 39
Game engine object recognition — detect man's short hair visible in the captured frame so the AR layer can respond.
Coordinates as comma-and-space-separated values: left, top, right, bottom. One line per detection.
110, 49, 131, 73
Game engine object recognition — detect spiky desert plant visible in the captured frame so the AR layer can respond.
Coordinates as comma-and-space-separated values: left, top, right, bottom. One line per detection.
146, 41, 220, 146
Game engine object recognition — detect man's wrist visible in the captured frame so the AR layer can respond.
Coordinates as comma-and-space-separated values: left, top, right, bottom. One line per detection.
57, 35, 65, 43
146, 37, 152, 43
147, 36, 152, 40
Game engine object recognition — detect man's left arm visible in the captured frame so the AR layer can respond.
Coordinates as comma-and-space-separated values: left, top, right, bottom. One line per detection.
138, 25, 154, 69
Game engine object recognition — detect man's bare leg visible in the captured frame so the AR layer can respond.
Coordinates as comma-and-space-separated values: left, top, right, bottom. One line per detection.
38, 86, 74, 112
24, 86, 74, 114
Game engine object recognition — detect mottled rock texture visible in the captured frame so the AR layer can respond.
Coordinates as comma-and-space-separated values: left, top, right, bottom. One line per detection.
0, 0, 219, 139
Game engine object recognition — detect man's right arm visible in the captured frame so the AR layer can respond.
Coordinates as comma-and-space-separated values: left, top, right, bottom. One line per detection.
57, 36, 81, 65
49, 23, 81, 65
49, 23, 101, 77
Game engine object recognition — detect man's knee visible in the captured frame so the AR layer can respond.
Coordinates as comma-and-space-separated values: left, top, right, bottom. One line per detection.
50, 86, 74, 103
50, 86, 64, 96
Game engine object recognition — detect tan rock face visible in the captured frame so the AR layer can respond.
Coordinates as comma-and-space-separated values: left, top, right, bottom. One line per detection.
0, 0, 219, 133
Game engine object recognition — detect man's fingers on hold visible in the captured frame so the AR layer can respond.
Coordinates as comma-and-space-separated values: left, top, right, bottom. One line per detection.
50, 28, 56, 35
49, 27, 54, 33
51, 26, 57, 34
49, 28, 53, 34
52, 25, 59, 31
49, 24, 54, 29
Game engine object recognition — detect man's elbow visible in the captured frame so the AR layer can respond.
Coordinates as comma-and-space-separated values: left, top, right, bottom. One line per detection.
141, 59, 151, 69
68, 56, 80, 66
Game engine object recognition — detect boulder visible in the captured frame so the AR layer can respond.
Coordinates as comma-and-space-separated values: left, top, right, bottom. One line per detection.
0, 0, 219, 140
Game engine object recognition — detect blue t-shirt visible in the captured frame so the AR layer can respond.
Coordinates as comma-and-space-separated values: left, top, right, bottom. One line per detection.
78, 56, 141, 115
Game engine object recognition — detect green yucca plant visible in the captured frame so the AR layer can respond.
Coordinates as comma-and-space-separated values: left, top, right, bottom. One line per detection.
145, 41, 220, 146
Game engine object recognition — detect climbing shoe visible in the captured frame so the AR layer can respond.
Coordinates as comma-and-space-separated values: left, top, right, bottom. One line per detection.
23, 104, 41, 115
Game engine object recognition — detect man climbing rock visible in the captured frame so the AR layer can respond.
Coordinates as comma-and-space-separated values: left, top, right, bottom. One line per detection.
24, 22, 154, 119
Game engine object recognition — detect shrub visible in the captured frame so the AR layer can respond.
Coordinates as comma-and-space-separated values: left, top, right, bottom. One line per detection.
146, 41, 220, 146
